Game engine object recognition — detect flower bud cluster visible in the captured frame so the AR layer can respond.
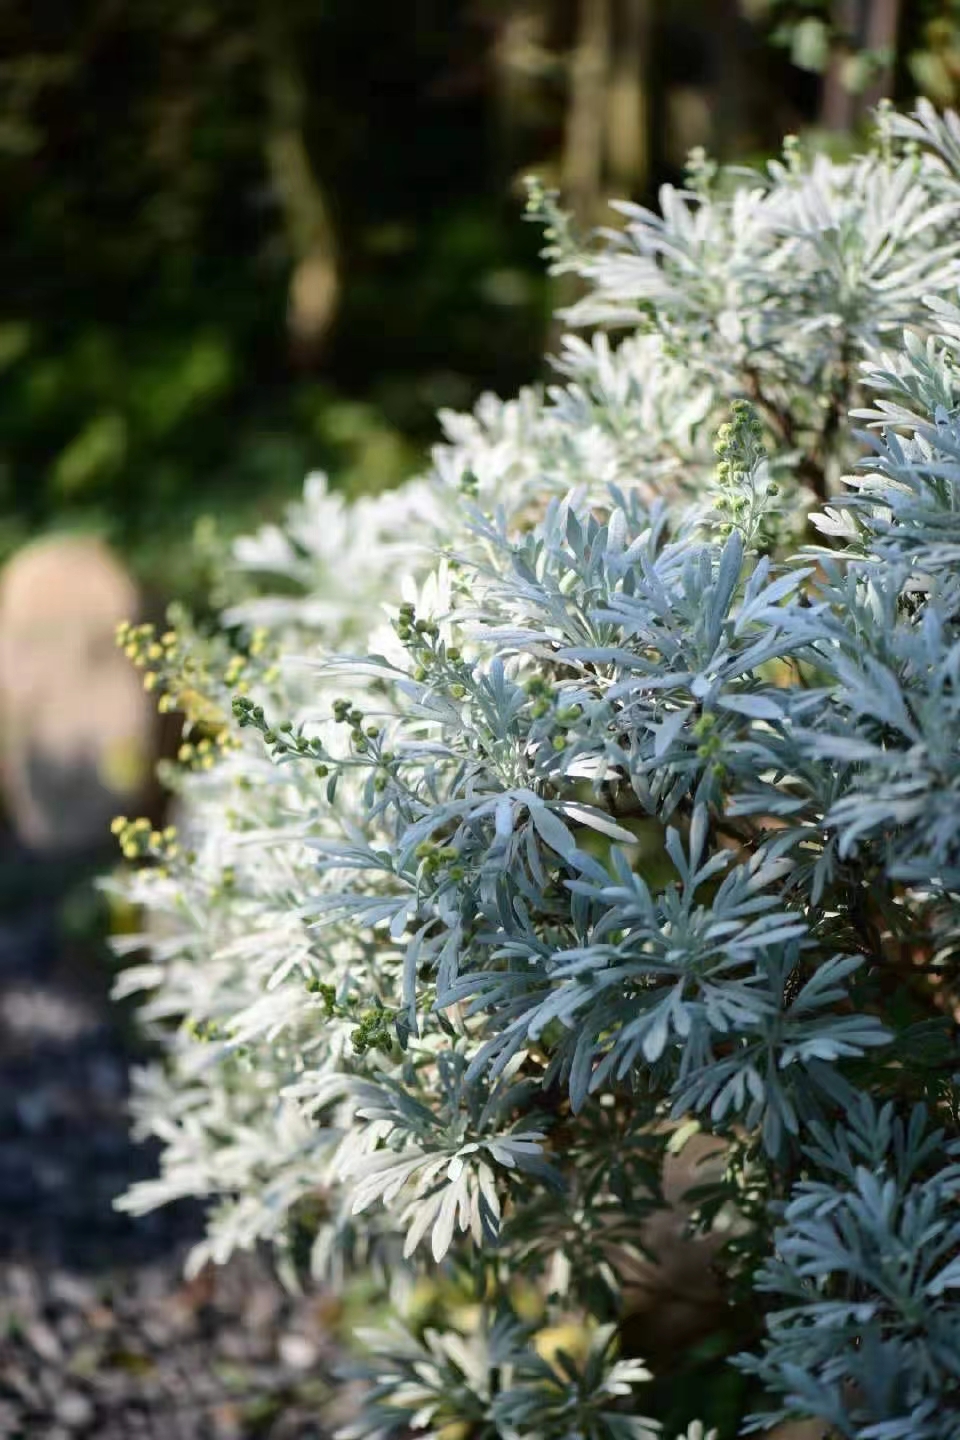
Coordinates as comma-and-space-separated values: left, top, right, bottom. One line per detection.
331, 699, 395, 790
395, 602, 441, 682
415, 839, 465, 884
685, 144, 718, 196
350, 1002, 398, 1057
111, 815, 180, 866
177, 732, 239, 770
523, 176, 577, 266
691, 711, 726, 781
712, 401, 779, 543
782, 132, 802, 175
184, 1015, 221, 1043
304, 978, 339, 1015
234, 694, 331, 771
117, 617, 244, 769
524, 675, 584, 758
393, 602, 468, 702
303, 979, 393, 1058
116, 620, 181, 704
713, 401, 765, 481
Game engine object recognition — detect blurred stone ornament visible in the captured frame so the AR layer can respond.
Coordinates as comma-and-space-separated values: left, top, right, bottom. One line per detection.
0, 536, 157, 851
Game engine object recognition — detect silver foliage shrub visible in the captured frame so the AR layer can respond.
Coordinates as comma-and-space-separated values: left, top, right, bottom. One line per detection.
112, 102, 960, 1439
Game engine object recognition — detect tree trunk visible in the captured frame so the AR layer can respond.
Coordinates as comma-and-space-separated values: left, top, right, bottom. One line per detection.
821, 0, 901, 134
562, 0, 612, 223
605, 0, 650, 197
820, 0, 860, 133
862, 0, 901, 112
490, 0, 552, 172
259, 8, 339, 362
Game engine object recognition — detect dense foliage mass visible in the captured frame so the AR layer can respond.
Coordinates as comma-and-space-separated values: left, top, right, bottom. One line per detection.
8, 1, 960, 589
1, 0, 553, 586
113, 103, 960, 1439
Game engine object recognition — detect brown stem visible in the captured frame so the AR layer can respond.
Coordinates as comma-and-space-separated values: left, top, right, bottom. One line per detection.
742, 366, 829, 503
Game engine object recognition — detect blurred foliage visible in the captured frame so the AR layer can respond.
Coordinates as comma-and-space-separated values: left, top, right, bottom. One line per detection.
752, 1, 960, 111
0, 0, 553, 595
1, 1, 956, 600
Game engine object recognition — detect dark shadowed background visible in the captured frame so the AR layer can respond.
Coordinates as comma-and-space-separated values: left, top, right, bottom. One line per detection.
4, 1, 954, 595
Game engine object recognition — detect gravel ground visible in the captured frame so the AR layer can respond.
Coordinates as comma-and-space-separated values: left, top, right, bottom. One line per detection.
0, 865, 343, 1439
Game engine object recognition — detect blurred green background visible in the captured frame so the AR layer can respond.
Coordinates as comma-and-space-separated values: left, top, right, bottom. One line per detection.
2, 0, 958, 602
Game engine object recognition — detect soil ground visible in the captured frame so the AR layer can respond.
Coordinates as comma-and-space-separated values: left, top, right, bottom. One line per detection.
0, 841, 337, 1439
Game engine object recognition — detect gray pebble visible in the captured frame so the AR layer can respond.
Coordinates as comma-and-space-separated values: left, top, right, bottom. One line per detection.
55, 1390, 96, 1429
